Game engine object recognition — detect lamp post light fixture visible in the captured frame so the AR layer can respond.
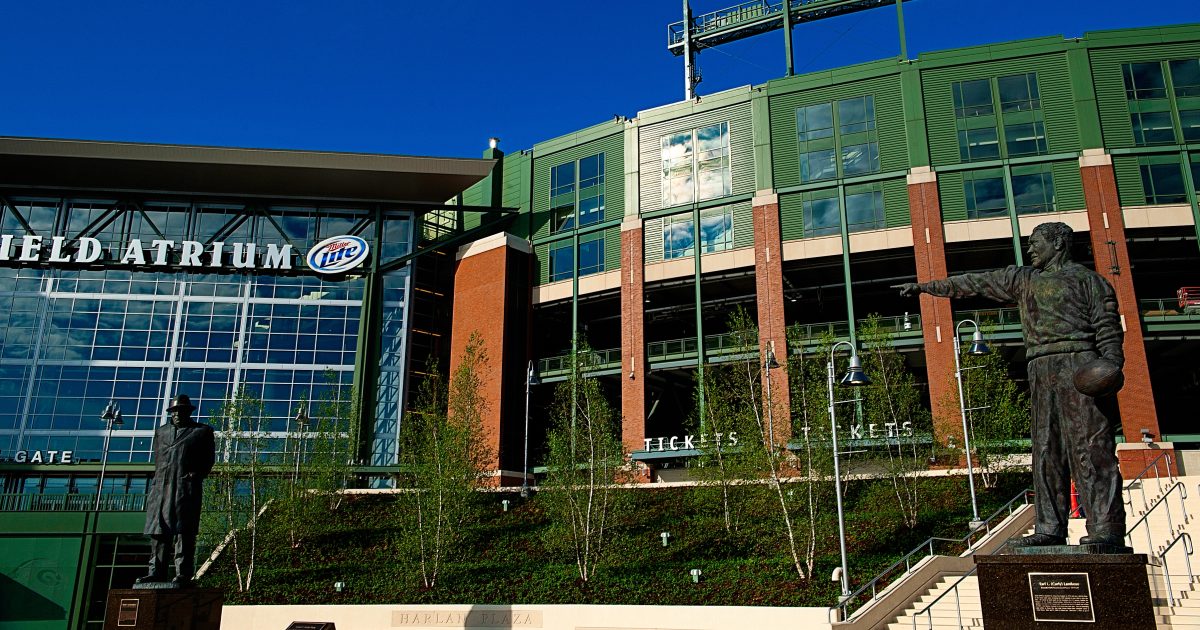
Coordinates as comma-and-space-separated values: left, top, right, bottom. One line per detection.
952, 319, 992, 531
826, 340, 871, 601
521, 360, 540, 499
95, 401, 124, 511
293, 406, 311, 489
763, 341, 781, 447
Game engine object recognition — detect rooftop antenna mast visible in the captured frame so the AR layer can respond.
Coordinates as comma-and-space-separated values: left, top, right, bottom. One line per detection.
668, 0, 913, 100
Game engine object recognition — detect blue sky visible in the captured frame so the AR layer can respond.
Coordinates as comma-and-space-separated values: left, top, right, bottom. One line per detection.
1, 1, 1193, 158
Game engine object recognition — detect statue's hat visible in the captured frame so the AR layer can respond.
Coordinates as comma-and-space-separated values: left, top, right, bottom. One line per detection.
167, 394, 196, 412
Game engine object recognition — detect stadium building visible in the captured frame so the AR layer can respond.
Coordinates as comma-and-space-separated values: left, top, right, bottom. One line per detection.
1, 15, 1199, 630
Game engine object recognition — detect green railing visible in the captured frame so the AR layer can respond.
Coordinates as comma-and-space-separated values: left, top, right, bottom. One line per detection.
537, 347, 622, 377
1140, 298, 1200, 327
0, 492, 146, 512
668, 0, 780, 45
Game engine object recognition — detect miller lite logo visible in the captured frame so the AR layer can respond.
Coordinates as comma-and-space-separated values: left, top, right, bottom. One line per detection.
306, 235, 369, 274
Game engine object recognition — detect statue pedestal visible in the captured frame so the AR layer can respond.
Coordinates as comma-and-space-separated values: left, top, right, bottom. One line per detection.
103, 588, 223, 630
975, 551, 1154, 629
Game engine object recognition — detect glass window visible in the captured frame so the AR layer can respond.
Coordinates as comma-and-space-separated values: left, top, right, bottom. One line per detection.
578, 239, 603, 277
1171, 59, 1200, 97
663, 213, 694, 259
698, 207, 733, 253
549, 241, 573, 281
550, 162, 575, 198
958, 127, 1001, 162
662, 131, 695, 206
842, 143, 880, 176
579, 154, 604, 189
551, 204, 575, 233
1140, 160, 1187, 205
1011, 169, 1056, 215
798, 103, 834, 141
837, 96, 875, 134
1004, 121, 1047, 157
696, 123, 731, 201
964, 174, 1008, 219
1180, 109, 1200, 143
550, 153, 603, 232
1124, 62, 1168, 100
954, 79, 994, 118
998, 74, 1040, 113
1131, 111, 1177, 145
801, 149, 837, 182
802, 194, 840, 237
578, 195, 603, 227
844, 189, 884, 233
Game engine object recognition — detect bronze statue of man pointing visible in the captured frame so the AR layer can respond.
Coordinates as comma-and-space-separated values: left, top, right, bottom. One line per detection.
895, 222, 1126, 547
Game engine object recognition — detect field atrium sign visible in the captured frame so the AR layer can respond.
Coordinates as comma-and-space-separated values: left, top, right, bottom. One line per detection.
0, 233, 370, 274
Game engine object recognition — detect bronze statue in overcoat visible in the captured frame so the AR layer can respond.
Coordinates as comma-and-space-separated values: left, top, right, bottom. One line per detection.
138, 394, 215, 586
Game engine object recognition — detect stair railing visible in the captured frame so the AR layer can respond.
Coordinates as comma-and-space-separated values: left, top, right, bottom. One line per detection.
911, 567, 977, 630
833, 488, 1031, 622
1158, 531, 1194, 608
1125, 481, 1188, 554
1123, 451, 1176, 514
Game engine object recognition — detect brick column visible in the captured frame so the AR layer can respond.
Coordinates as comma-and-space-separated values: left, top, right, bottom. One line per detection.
907, 167, 961, 446
753, 191, 792, 446
1079, 150, 1169, 478
451, 233, 531, 484
620, 219, 647, 456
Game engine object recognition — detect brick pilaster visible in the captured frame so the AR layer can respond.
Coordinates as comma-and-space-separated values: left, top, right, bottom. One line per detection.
1079, 150, 1165, 475
620, 220, 647, 456
907, 168, 961, 446
450, 233, 531, 482
753, 192, 792, 447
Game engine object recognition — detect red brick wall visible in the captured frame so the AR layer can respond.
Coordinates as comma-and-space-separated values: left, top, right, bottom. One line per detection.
753, 198, 792, 446
908, 175, 962, 445
620, 225, 647, 455
1080, 160, 1161, 443
450, 244, 511, 472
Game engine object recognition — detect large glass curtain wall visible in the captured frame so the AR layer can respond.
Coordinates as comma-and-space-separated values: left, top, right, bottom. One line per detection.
0, 198, 413, 465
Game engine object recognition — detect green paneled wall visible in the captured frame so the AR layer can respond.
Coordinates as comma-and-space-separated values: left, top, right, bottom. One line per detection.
883, 178, 910, 228
922, 52, 1080, 167
780, 192, 803, 240
534, 241, 552, 285
1090, 42, 1200, 150
770, 74, 908, 188
604, 226, 620, 274
938, 171, 968, 222
530, 133, 624, 240
637, 102, 755, 214
732, 200, 753, 248
1113, 155, 1147, 207
0, 536, 82, 630
644, 216, 664, 262
1051, 160, 1086, 211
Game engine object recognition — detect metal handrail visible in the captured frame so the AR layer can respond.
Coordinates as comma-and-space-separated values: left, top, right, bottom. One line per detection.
834, 488, 1031, 622
0, 492, 146, 512
1159, 531, 1194, 608
1123, 451, 1176, 513
1126, 481, 1188, 554
912, 567, 978, 630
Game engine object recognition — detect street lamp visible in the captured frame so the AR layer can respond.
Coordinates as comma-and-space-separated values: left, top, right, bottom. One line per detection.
95, 401, 124, 511
763, 341, 781, 447
827, 340, 871, 602
293, 406, 311, 488
521, 360, 540, 499
953, 319, 992, 530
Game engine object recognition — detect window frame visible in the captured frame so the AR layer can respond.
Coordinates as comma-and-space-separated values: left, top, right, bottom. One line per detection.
660, 123, 731, 207
796, 95, 880, 183
953, 72, 1047, 163
549, 153, 605, 234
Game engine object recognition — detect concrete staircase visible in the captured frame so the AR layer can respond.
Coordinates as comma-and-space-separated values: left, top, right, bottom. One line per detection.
859, 471, 1200, 629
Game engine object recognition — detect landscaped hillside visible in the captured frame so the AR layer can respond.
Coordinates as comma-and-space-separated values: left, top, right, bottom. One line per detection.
200, 474, 1026, 607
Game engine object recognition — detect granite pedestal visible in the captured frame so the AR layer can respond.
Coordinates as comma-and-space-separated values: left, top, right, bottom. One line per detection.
103, 588, 223, 630
975, 552, 1154, 629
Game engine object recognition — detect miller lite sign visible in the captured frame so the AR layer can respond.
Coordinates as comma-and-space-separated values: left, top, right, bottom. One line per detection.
306, 235, 370, 274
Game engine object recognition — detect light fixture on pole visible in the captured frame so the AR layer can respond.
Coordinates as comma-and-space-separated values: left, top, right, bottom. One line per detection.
953, 319, 991, 531
763, 341, 781, 447
521, 360, 540, 499
827, 340, 871, 604
293, 406, 311, 488
95, 401, 124, 511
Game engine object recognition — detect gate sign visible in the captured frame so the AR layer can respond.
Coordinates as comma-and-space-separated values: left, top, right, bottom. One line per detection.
306, 235, 369, 274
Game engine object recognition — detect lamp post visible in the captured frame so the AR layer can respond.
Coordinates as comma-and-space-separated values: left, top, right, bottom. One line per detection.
95, 401, 123, 511
763, 341, 781, 447
827, 340, 871, 602
521, 360, 540, 499
952, 319, 992, 530
293, 405, 311, 490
